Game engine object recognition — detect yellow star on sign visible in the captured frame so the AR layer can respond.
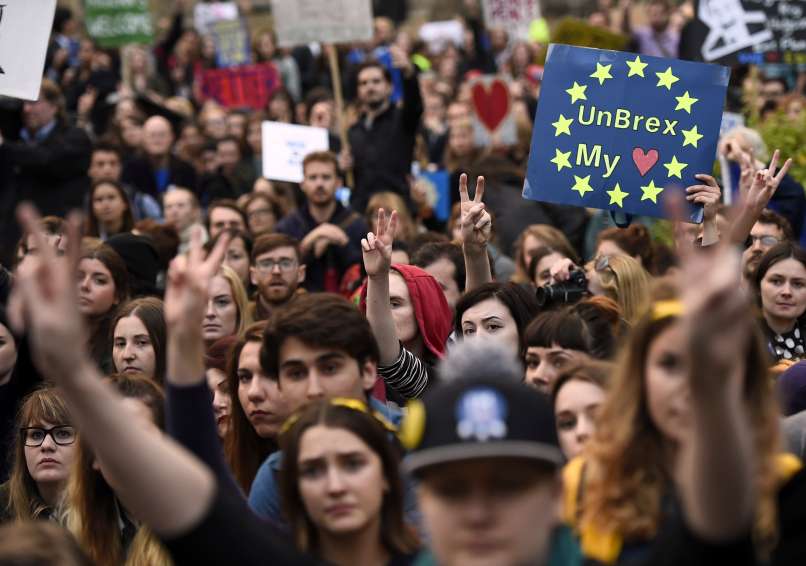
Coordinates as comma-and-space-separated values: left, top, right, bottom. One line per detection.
552, 114, 574, 137
681, 125, 704, 148
674, 91, 699, 114
550, 148, 572, 171
626, 55, 648, 77
565, 81, 588, 104
571, 174, 594, 198
590, 63, 613, 85
606, 183, 629, 208
640, 179, 665, 203
663, 155, 688, 179
655, 66, 680, 90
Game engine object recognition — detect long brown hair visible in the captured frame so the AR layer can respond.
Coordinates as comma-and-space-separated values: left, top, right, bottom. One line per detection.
279, 400, 419, 556
85, 180, 135, 239
110, 297, 167, 383
512, 224, 579, 283
580, 283, 781, 547
65, 374, 167, 566
6, 386, 73, 520
224, 321, 276, 491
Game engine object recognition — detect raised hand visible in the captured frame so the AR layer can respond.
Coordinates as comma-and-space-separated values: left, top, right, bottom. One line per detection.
362, 208, 398, 278
743, 149, 792, 214
8, 205, 86, 376
737, 149, 756, 197
458, 173, 491, 249
685, 174, 722, 221
164, 227, 230, 333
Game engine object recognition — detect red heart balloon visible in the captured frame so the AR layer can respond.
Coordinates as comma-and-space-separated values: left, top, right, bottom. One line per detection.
471, 80, 510, 132
632, 147, 659, 176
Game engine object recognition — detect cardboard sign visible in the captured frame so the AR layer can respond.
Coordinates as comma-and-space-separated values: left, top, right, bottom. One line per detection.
262, 122, 329, 183
0, 1, 56, 100
523, 44, 729, 223
199, 63, 281, 109
211, 18, 252, 68
194, 2, 239, 33
85, 0, 153, 48
469, 75, 517, 147
271, 0, 373, 48
482, 0, 542, 40
691, 0, 806, 65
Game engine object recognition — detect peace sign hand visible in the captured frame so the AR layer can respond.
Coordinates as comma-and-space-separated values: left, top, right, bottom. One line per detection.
362, 208, 398, 278
744, 149, 792, 214
164, 227, 230, 332
459, 173, 491, 249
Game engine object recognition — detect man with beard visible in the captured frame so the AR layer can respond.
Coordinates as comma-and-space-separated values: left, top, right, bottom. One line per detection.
345, 47, 422, 215
741, 209, 792, 281
249, 234, 305, 321
276, 151, 367, 292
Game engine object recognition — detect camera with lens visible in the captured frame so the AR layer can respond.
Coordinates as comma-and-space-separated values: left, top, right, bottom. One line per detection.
535, 269, 589, 307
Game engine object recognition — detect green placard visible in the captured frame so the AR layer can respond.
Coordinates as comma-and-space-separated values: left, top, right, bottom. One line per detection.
84, 0, 153, 47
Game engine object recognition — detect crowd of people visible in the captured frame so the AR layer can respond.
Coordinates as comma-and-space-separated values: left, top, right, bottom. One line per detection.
1, 0, 806, 565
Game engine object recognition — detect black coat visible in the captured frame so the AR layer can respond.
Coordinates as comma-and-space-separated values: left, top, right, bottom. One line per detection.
348, 70, 423, 215
0, 120, 92, 262
121, 154, 198, 200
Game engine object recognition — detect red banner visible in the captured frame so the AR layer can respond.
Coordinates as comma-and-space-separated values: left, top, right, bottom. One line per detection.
199, 63, 282, 109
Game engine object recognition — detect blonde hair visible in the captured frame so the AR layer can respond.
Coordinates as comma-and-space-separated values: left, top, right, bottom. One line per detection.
579, 282, 782, 552
594, 254, 651, 325
6, 387, 72, 520
120, 44, 157, 92
217, 265, 253, 338
512, 224, 579, 283
365, 192, 417, 243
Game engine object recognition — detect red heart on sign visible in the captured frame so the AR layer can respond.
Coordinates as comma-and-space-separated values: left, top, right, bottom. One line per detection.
471, 79, 510, 132
632, 147, 659, 176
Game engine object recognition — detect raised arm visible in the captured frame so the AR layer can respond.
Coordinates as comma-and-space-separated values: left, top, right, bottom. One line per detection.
685, 174, 722, 247
164, 228, 243, 496
363, 208, 401, 366
459, 174, 493, 291
728, 149, 792, 246
8, 206, 214, 537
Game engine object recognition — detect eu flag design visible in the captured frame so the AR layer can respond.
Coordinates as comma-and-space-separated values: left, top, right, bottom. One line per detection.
523, 44, 730, 223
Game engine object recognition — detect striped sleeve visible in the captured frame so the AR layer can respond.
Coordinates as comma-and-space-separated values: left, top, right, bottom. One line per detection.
377, 346, 429, 400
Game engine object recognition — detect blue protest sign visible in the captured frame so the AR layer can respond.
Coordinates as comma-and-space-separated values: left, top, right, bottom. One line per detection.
523, 44, 730, 223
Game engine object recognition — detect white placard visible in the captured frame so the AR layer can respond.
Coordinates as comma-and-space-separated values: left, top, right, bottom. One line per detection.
262, 121, 329, 183
271, 0, 373, 48
194, 2, 239, 33
0, 1, 57, 101
419, 20, 465, 53
482, 0, 541, 40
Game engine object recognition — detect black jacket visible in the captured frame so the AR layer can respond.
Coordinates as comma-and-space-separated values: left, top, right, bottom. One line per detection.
122, 154, 198, 200
0, 120, 91, 261
348, 70, 423, 215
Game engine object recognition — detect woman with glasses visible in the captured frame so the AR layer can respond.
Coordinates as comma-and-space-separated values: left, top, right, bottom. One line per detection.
1, 386, 77, 522
753, 243, 806, 362
243, 193, 283, 237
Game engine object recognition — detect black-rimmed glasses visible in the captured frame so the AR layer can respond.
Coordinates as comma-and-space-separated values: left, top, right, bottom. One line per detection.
21, 425, 76, 447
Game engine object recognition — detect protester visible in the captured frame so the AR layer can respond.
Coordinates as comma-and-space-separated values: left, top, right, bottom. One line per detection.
512, 225, 580, 284
248, 234, 306, 322
411, 241, 465, 311
276, 151, 368, 293
529, 245, 573, 288
0, 387, 76, 522
202, 265, 250, 346
163, 186, 207, 253
361, 208, 452, 400
207, 199, 248, 239
243, 192, 283, 237
524, 298, 621, 393
204, 335, 238, 440
753, 243, 806, 362
551, 361, 611, 459
208, 229, 252, 290
84, 181, 135, 240
111, 297, 166, 383
279, 399, 419, 564
88, 142, 162, 221
742, 209, 794, 280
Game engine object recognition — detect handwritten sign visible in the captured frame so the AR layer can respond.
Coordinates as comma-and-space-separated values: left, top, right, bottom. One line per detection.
482, 0, 541, 40
469, 75, 517, 147
199, 63, 281, 109
85, 0, 153, 48
0, 1, 56, 100
692, 0, 806, 65
523, 44, 729, 223
262, 122, 329, 183
211, 18, 252, 68
271, 0, 373, 48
